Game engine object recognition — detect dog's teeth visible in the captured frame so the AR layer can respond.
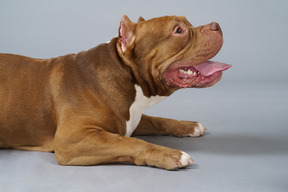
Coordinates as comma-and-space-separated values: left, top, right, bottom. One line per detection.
180, 69, 196, 75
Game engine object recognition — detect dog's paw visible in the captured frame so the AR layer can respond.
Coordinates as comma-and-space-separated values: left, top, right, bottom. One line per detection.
174, 121, 207, 137
162, 150, 194, 170
188, 122, 207, 137
142, 146, 194, 170
177, 151, 194, 167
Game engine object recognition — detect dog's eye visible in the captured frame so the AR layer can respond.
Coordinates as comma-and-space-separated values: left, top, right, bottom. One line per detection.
176, 27, 182, 34
174, 26, 186, 35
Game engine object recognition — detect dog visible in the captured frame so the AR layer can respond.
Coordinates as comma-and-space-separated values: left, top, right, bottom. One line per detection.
0, 15, 231, 170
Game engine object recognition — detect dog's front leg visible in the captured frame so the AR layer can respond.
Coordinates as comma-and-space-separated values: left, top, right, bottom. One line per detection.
54, 125, 193, 170
132, 114, 206, 137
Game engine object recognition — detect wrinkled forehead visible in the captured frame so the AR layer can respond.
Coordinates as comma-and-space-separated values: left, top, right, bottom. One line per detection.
179, 16, 193, 27
140, 16, 193, 28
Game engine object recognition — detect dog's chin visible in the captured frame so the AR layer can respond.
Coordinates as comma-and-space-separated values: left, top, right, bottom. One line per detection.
164, 60, 231, 88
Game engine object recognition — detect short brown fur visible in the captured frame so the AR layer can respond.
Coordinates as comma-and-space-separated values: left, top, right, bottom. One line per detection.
0, 15, 225, 170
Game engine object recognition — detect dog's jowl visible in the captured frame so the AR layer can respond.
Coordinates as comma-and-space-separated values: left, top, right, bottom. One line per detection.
0, 15, 231, 170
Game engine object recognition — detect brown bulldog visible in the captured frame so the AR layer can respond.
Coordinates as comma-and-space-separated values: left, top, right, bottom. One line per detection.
0, 15, 231, 170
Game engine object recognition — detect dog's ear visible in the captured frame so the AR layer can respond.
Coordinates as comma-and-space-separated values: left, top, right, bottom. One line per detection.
137, 16, 145, 23
118, 15, 136, 55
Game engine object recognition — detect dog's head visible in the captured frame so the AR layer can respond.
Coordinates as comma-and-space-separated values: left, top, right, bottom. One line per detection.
116, 15, 231, 93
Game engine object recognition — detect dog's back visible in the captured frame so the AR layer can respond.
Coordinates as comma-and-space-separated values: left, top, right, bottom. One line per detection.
0, 54, 56, 151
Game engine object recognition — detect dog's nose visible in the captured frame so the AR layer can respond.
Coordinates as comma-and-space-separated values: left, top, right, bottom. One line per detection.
209, 22, 220, 31
199, 22, 222, 35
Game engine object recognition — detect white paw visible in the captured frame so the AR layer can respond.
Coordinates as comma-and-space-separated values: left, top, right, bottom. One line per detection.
189, 122, 207, 137
179, 151, 194, 167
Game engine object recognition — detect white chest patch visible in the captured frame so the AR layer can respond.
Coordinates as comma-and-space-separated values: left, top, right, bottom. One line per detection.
125, 85, 167, 137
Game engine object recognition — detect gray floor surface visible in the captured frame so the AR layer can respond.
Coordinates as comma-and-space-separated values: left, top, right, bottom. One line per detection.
1, 82, 287, 192
1, 1, 288, 191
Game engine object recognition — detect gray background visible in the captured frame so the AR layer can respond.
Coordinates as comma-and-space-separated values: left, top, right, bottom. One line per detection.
0, 0, 287, 191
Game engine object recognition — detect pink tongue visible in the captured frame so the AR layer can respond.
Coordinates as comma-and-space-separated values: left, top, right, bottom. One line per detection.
193, 61, 232, 76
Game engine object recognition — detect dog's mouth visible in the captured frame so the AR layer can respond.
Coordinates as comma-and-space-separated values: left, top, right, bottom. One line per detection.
164, 61, 231, 88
